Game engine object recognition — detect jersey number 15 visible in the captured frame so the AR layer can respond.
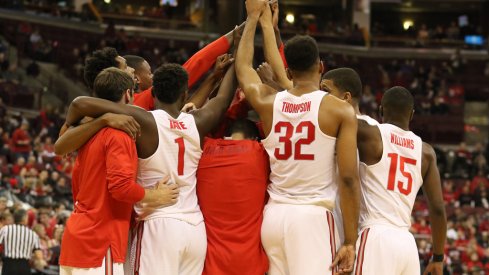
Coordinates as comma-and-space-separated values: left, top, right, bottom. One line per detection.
387, 153, 417, 196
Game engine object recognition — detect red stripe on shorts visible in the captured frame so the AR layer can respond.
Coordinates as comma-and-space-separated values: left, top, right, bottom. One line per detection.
326, 211, 336, 268
355, 228, 370, 275
133, 222, 145, 275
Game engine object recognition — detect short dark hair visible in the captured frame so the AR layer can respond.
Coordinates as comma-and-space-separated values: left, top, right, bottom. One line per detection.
94, 67, 134, 102
13, 209, 26, 224
382, 86, 414, 114
124, 55, 145, 71
227, 119, 261, 140
322, 68, 363, 100
152, 64, 188, 104
284, 35, 319, 72
84, 47, 120, 90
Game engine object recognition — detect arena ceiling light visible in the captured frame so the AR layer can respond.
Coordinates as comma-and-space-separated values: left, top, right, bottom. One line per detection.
286, 13, 295, 24
403, 20, 413, 30
104, 0, 111, 3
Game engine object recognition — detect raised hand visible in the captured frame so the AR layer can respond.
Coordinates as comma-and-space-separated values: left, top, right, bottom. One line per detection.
331, 244, 356, 274
214, 53, 235, 78
245, 0, 268, 17
257, 62, 275, 83
271, 0, 279, 30
100, 113, 141, 140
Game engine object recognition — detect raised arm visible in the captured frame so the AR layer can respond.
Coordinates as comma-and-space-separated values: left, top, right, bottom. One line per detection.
55, 114, 140, 155
236, 0, 275, 118
183, 24, 242, 88
421, 142, 447, 275
333, 104, 360, 274
186, 54, 234, 109
193, 63, 237, 139
259, 2, 292, 89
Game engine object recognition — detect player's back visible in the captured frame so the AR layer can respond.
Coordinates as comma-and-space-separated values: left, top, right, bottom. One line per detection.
359, 123, 423, 230
134, 109, 203, 224
62, 128, 137, 267
262, 90, 337, 208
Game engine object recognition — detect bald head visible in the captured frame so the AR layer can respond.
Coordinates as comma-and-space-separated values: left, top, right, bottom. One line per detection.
381, 86, 414, 120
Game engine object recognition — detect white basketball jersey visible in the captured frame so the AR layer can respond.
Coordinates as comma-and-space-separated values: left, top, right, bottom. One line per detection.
359, 123, 423, 230
357, 114, 379, 126
262, 90, 337, 208
134, 110, 203, 225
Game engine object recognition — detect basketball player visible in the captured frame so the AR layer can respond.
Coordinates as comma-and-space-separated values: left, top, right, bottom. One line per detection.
236, 1, 360, 274
322, 68, 378, 126
133, 24, 244, 111
124, 55, 153, 93
59, 68, 179, 275
55, 47, 142, 155
354, 86, 447, 275
321, 67, 378, 244
63, 60, 237, 274
197, 119, 269, 275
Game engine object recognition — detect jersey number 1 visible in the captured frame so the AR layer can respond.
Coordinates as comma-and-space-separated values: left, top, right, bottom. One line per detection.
387, 153, 417, 195
175, 137, 185, 176
274, 121, 315, 160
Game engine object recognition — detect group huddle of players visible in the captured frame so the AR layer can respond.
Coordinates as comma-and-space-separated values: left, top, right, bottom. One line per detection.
55, 0, 447, 274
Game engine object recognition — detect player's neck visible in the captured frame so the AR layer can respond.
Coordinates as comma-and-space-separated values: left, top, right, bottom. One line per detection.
155, 101, 181, 119
384, 119, 409, 131
290, 78, 320, 94
352, 102, 361, 115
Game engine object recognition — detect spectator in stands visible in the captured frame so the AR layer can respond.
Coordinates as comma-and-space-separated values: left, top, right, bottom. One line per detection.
11, 120, 32, 161
3, 62, 23, 84
450, 48, 466, 72
446, 21, 460, 40
470, 170, 489, 192
417, 24, 430, 46
433, 25, 446, 40
0, 211, 14, 227
472, 184, 489, 208
457, 184, 474, 207
32, 223, 55, 262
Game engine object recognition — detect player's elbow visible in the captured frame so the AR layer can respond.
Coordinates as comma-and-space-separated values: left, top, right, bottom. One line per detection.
71, 96, 90, 113
430, 203, 447, 218
53, 141, 66, 156
340, 176, 359, 190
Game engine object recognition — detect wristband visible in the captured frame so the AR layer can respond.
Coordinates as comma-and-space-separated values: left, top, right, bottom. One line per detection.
432, 253, 444, 262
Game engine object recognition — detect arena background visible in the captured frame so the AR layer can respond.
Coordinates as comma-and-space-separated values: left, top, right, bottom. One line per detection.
0, 0, 487, 274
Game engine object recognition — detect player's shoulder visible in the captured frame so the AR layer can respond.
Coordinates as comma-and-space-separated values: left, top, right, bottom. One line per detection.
422, 142, 436, 161
322, 94, 355, 113
102, 128, 134, 144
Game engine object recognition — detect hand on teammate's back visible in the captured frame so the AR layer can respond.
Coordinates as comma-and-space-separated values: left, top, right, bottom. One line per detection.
100, 113, 141, 140
423, 262, 443, 275
181, 102, 197, 113
138, 177, 180, 221
331, 244, 355, 274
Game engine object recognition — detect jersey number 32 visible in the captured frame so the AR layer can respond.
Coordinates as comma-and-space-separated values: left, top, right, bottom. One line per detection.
274, 121, 315, 160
